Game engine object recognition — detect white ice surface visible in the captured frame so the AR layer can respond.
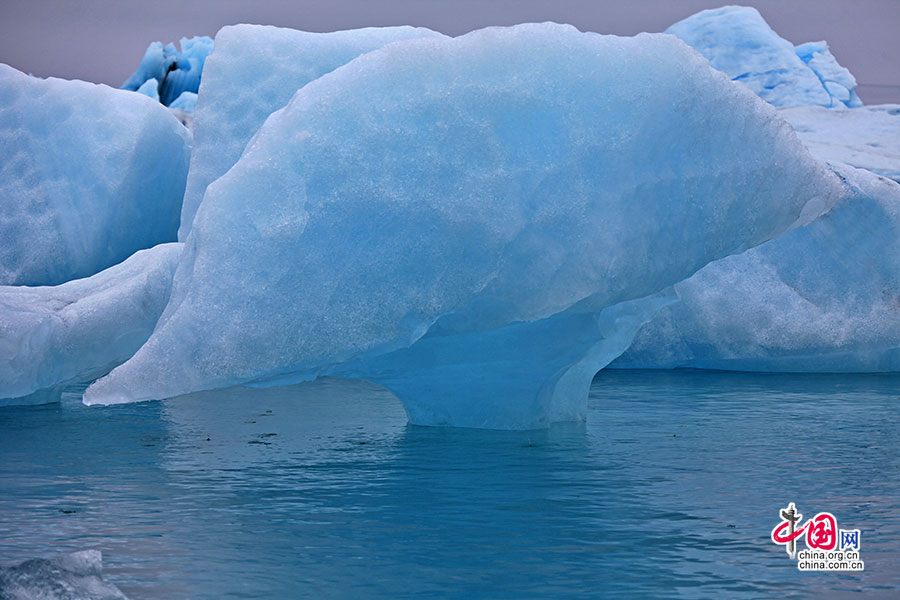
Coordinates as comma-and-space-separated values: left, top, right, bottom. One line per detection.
781, 104, 900, 182
0, 243, 181, 406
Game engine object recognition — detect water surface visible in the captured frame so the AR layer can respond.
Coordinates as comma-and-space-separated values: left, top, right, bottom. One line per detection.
1, 370, 898, 598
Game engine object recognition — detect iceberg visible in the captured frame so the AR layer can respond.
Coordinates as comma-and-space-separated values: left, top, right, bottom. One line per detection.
178, 24, 446, 239
613, 164, 900, 372
0, 550, 127, 600
667, 6, 860, 108
121, 36, 214, 106
780, 104, 900, 182
0, 243, 181, 406
795, 41, 862, 108
86, 24, 841, 428
0, 64, 190, 286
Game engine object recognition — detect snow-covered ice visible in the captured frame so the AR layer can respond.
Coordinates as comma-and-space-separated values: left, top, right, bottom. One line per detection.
667, 6, 860, 108
613, 164, 900, 372
86, 23, 841, 427
0, 243, 181, 406
781, 104, 900, 182
0, 64, 190, 286
178, 24, 445, 238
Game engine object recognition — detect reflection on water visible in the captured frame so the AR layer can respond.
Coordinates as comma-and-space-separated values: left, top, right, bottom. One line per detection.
1, 371, 898, 598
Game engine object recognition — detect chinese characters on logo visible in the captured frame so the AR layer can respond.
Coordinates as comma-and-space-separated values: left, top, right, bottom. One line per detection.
770, 503, 864, 571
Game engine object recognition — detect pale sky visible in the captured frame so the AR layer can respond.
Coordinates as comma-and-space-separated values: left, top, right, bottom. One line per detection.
1, 0, 898, 103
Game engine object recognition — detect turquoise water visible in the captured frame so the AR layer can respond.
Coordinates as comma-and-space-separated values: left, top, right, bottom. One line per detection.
1, 370, 898, 598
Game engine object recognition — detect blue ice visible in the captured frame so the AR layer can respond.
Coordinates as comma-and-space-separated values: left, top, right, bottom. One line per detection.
0, 64, 190, 286
121, 36, 214, 106
85, 23, 841, 427
667, 6, 861, 108
177, 24, 445, 239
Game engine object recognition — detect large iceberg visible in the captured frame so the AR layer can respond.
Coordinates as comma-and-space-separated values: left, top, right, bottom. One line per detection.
85, 24, 841, 428
178, 24, 445, 239
613, 164, 900, 372
667, 6, 860, 108
122, 36, 214, 106
0, 243, 181, 406
0, 64, 190, 286
780, 104, 900, 182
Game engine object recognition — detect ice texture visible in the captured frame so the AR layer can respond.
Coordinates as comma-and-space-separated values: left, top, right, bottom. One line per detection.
0, 64, 190, 286
0, 550, 127, 600
613, 164, 900, 372
169, 90, 198, 113
122, 36, 213, 106
0, 243, 181, 406
326, 292, 677, 428
178, 24, 446, 239
136, 77, 159, 100
780, 104, 900, 182
169, 92, 198, 132
667, 6, 859, 108
85, 24, 841, 427
795, 41, 862, 108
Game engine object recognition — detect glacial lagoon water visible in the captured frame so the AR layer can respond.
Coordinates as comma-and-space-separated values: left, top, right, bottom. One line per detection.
1, 370, 898, 598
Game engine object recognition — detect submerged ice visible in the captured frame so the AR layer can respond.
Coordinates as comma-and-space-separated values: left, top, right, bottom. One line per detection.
0, 64, 190, 286
85, 23, 841, 427
0, 550, 127, 600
